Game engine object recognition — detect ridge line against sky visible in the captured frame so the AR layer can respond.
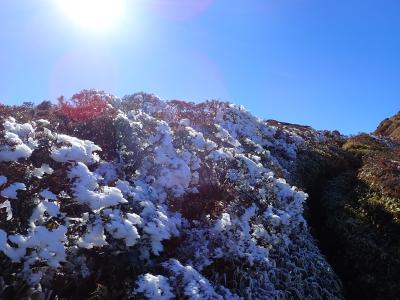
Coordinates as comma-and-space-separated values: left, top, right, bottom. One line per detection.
0, 0, 399, 134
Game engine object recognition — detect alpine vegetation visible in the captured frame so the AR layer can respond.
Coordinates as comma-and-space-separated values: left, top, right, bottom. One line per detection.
0, 90, 343, 299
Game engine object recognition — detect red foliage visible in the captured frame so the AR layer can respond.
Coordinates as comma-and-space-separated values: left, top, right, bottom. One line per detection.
58, 90, 111, 121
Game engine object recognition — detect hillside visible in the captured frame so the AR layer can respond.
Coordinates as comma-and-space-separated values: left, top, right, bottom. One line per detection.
0, 91, 399, 299
375, 111, 400, 141
280, 123, 400, 299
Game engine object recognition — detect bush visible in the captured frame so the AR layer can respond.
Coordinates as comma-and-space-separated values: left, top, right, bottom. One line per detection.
58, 90, 112, 121
1, 94, 344, 299
358, 148, 400, 198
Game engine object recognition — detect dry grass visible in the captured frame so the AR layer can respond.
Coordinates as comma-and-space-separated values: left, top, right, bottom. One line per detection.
342, 133, 387, 156
359, 148, 400, 198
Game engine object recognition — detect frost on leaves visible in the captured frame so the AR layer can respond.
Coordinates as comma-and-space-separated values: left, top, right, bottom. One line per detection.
0, 93, 343, 299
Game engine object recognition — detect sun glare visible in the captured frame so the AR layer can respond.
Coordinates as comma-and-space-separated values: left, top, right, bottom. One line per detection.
58, 0, 125, 32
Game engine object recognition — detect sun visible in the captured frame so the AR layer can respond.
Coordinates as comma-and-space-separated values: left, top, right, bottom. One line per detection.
58, 0, 125, 32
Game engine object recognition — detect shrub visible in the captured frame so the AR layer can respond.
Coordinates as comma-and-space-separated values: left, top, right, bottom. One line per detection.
358, 148, 400, 198
58, 90, 112, 121
1, 93, 344, 299
342, 133, 387, 156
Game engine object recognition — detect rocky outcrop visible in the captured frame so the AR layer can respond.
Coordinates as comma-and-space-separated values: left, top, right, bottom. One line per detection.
375, 111, 400, 141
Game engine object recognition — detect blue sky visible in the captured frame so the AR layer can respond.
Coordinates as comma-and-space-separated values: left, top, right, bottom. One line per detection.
0, 0, 399, 134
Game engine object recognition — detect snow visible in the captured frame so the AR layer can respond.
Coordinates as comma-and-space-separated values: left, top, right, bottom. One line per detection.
0, 94, 343, 299
36, 119, 50, 126
103, 208, 140, 246
152, 122, 192, 197
0, 118, 35, 162
68, 162, 128, 210
0, 132, 33, 161
1, 182, 26, 199
29, 200, 60, 225
0, 229, 7, 249
207, 148, 232, 161
214, 213, 231, 231
187, 127, 207, 150
0, 144, 32, 162
237, 153, 265, 179
19, 225, 67, 268
33, 164, 54, 178
51, 134, 101, 164
2, 225, 67, 269
163, 259, 224, 300
135, 274, 174, 300
0, 200, 12, 220
0, 175, 7, 186
140, 201, 181, 255
115, 179, 133, 196
95, 162, 118, 184
39, 189, 58, 200
263, 206, 292, 227
78, 218, 108, 249
3, 117, 34, 139
0, 229, 25, 261
179, 118, 191, 126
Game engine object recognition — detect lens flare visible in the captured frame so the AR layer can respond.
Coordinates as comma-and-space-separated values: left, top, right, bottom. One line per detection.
58, 0, 125, 32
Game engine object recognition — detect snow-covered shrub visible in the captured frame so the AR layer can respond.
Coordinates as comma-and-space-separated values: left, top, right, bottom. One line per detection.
119, 92, 167, 116
0, 94, 343, 299
0, 117, 35, 162
134, 273, 174, 300
56, 90, 119, 161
